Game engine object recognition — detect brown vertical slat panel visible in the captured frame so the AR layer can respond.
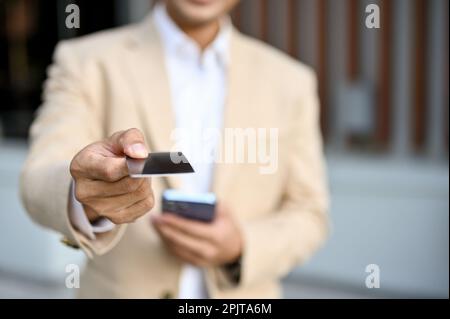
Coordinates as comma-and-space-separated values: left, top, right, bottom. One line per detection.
236, 0, 259, 37
413, 0, 427, 152
377, 0, 392, 148
444, 0, 449, 152
230, 2, 242, 30
348, 0, 359, 81
260, 0, 268, 42
287, 0, 298, 57
318, 0, 328, 137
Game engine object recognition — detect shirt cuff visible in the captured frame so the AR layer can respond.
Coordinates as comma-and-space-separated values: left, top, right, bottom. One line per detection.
68, 180, 115, 240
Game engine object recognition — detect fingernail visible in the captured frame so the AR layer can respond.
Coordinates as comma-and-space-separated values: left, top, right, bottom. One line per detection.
129, 143, 147, 158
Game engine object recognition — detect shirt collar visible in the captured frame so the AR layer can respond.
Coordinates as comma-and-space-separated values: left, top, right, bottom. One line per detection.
152, 3, 231, 67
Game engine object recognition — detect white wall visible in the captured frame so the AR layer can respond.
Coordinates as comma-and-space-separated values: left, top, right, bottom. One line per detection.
0, 141, 84, 283
294, 153, 449, 298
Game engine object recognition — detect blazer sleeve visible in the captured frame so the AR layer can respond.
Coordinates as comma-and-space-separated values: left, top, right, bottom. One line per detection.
210, 70, 330, 290
20, 41, 127, 258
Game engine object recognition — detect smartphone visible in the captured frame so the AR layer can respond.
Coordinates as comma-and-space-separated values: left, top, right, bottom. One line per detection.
161, 189, 216, 222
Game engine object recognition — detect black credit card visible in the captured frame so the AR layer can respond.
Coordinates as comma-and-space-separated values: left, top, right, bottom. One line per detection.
127, 152, 194, 177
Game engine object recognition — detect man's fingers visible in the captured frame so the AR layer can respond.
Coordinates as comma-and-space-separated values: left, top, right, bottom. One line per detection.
108, 128, 148, 159
166, 243, 208, 267
105, 194, 154, 224
156, 213, 214, 240
71, 149, 128, 181
82, 179, 152, 213
76, 176, 146, 199
70, 128, 148, 183
70, 128, 148, 181
215, 202, 228, 216
152, 219, 213, 259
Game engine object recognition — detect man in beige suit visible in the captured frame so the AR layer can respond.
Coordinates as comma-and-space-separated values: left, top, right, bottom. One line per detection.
20, 0, 329, 298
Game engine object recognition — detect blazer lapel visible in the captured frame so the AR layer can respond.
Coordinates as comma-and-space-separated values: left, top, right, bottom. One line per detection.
124, 15, 181, 189
125, 18, 253, 194
212, 30, 253, 198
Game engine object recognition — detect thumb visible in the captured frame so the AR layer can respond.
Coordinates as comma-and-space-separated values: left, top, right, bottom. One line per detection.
215, 201, 229, 217
109, 128, 148, 158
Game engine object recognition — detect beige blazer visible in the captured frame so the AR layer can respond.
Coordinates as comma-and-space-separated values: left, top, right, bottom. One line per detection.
20, 14, 329, 298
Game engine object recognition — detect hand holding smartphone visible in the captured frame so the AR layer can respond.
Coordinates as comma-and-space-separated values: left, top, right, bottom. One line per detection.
127, 152, 215, 222
162, 190, 216, 222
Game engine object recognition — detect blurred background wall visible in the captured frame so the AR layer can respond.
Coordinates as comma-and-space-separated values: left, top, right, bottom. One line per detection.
0, 0, 448, 298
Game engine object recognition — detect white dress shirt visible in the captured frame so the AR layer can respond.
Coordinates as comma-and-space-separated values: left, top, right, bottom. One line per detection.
69, 4, 231, 298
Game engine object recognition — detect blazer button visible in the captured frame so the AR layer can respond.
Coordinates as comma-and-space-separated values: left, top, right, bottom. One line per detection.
161, 291, 174, 299
60, 237, 80, 249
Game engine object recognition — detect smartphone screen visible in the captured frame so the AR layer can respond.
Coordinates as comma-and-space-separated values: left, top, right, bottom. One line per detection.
162, 190, 216, 222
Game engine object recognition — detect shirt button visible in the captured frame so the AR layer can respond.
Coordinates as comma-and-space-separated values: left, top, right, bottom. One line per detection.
160, 291, 174, 299
60, 237, 79, 249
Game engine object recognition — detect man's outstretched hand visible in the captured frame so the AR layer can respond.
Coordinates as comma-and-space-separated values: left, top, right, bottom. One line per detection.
70, 128, 154, 224
152, 204, 243, 267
